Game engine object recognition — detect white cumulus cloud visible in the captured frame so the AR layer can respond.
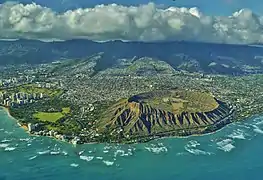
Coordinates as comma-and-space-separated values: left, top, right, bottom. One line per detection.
0, 1, 263, 44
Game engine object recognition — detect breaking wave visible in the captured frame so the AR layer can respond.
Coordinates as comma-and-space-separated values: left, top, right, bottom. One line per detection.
252, 125, 263, 134
145, 145, 168, 154
228, 129, 246, 140
4, 147, 16, 151
0, 143, 9, 148
80, 155, 94, 162
216, 139, 235, 152
29, 155, 37, 160
185, 140, 213, 155
103, 160, 114, 166
70, 163, 79, 167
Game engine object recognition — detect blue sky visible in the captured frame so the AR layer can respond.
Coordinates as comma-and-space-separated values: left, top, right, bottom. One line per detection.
1, 0, 262, 15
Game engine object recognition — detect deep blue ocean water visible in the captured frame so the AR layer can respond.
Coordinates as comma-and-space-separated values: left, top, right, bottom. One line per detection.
1, 108, 263, 180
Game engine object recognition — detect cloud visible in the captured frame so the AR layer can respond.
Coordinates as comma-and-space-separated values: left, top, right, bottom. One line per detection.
0, 1, 262, 44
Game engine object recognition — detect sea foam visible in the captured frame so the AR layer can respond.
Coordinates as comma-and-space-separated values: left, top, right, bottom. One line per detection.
80, 155, 94, 162
103, 160, 114, 166
4, 147, 16, 151
252, 125, 263, 134
0, 143, 9, 148
70, 163, 79, 167
185, 141, 212, 155
29, 156, 37, 160
185, 147, 212, 155
216, 139, 235, 152
228, 129, 246, 140
37, 150, 50, 155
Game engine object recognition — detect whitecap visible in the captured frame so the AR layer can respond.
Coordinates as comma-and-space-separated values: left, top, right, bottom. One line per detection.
145, 146, 168, 154
255, 120, 263, 125
4, 147, 16, 151
228, 129, 246, 140
114, 150, 125, 157
20, 138, 31, 142
1, 139, 11, 143
253, 117, 263, 124
103, 150, 109, 153
103, 160, 114, 166
80, 155, 94, 162
50, 151, 60, 155
37, 150, 50, 155
254, 128, 263, 134
29, 156, 37, 160
70, 163, 79, 167
0, 144, 9, 148
104, 146, 111, 150
27, 144, 32, 146
185, 147, 212, 155
78, 150, 84, 155
216, 139, 235, 152
236, 124, 251, 129
128, 148, 134, 152
252, 125, 263, 134
96, 157, 103, 160
62, 151, 68, 156
186, 140, 201, 148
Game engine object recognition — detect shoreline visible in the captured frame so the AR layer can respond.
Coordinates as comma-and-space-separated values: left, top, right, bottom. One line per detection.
0, 105, 255, 145
0, 106, 29, 131
1, 106, 14, 120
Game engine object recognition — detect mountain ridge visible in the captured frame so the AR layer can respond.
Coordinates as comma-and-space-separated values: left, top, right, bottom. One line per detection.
95, 89, 234, 143
1, 39, 263, 75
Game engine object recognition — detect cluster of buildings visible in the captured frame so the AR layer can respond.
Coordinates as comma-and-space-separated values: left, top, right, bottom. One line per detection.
0, 75, 34, 88
27, 123, 81, 145
0, 91, 45, 107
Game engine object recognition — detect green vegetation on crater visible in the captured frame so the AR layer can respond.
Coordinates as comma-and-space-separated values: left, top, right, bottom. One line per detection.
140, 90, 218, 114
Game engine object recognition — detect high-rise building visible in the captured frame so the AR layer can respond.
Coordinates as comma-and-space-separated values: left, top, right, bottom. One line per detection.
28, 123, 35, 132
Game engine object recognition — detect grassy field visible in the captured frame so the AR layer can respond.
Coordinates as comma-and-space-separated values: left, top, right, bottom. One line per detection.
62, 107, 70, 114
33, 107, 71, 122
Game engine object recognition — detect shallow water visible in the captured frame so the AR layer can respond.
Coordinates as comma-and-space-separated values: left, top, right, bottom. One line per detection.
1, 108, 263, 180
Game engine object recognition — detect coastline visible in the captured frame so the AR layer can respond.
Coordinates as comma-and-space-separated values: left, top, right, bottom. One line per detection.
1, 106, 14, 120
0, 105, 73, 145
0, 105, 250, 145
0, 106, 28, 131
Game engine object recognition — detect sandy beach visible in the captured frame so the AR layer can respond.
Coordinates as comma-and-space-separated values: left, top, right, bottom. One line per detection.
0, 106, 14, 119
0, 105, 28, 131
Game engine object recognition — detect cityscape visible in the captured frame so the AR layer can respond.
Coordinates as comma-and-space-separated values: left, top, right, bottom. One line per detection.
0, 54, 263, 144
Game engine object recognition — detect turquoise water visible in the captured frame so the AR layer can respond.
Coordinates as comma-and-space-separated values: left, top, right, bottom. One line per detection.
1, 108, 263, 180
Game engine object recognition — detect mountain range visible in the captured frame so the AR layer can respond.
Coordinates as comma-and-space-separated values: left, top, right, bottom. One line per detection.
1, 39, 263, 75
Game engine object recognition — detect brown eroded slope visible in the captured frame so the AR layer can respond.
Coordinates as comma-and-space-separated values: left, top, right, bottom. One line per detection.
96, 89, 234, 142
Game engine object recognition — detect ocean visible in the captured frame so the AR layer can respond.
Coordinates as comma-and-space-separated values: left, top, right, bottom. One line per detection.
0, 108, 263, 180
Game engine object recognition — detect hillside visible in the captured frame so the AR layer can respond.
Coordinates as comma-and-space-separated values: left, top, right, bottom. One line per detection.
1, 39, 263, 75
96, 89, 235, 143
